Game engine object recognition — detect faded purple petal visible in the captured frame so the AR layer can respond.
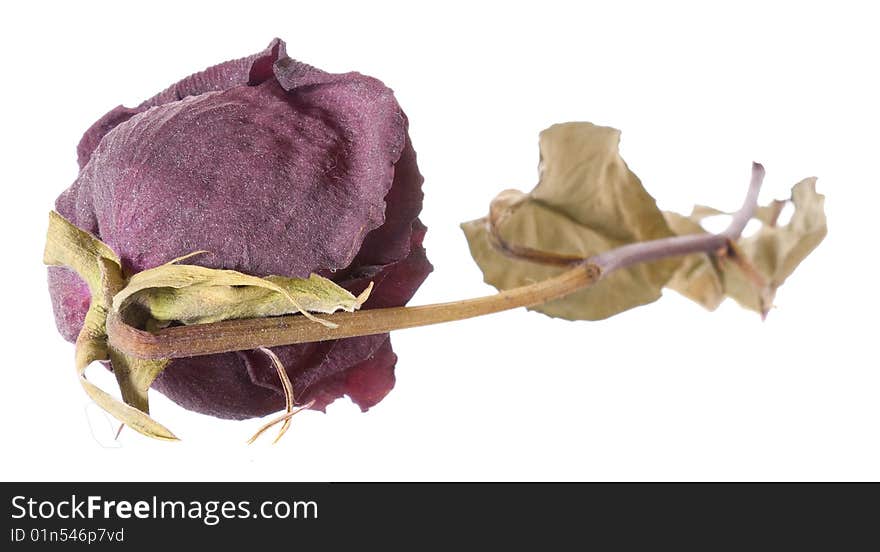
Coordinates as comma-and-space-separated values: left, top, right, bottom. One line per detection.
47, 267, 90, 343
313, 337, 399, 412
140, 38, 285, 107
343, 130, 425, 270
76, 106, 142, 170
62, 74, 404, 277
76, 39, 285, 171
339, 220, 432, 310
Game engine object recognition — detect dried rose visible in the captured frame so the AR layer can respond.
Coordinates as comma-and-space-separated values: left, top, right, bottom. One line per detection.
48, 39, 432, 420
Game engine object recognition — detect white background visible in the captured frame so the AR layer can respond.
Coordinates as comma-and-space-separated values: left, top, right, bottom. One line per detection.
0, 1, 876, 481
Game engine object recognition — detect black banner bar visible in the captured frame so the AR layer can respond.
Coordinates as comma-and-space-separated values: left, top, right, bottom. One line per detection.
1, 482, 876, 548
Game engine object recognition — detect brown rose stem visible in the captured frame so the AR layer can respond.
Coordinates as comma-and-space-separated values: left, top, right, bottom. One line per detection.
107, 163, 765, 361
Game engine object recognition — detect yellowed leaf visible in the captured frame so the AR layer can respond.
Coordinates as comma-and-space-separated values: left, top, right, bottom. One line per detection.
461, 122, 678, 320
661, 211, 725, 310
665, 178, 826, 315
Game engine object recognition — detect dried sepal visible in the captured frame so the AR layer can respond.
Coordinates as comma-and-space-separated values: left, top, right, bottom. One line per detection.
43, 211, 120, 294
45, 212, 178, 440
113, 259, 373, 330
44, 210, 374, 440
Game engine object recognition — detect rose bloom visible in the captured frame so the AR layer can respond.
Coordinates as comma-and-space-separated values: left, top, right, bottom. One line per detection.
48, 39, 431, 419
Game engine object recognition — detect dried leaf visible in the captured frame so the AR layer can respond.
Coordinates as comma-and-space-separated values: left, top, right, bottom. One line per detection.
690, 200, 788, 227
727, 178, 826, 313
662, 211, 725, 310
665, 178, 826, 315
461, 122, 678, 320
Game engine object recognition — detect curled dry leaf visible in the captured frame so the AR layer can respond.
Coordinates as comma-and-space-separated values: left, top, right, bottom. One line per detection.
664, 178, 827, 315
461, 122, 679, 320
